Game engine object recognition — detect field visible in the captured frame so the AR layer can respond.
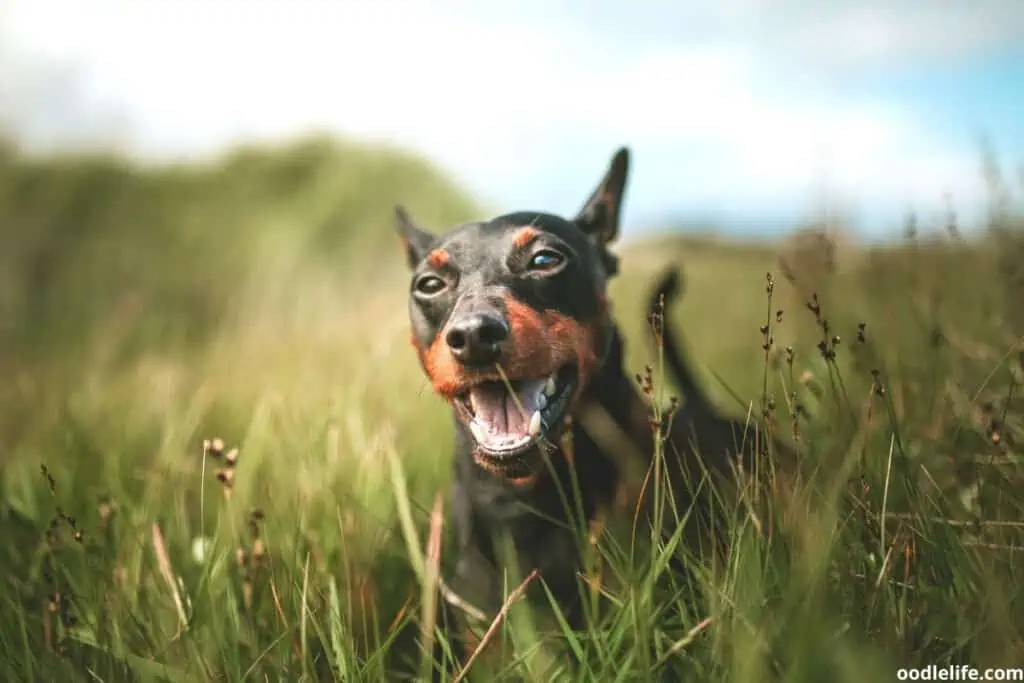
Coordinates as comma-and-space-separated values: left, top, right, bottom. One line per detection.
1, 136, 1023, 682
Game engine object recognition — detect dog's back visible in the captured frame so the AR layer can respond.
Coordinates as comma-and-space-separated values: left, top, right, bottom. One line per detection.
621, 266, 802, 562
648, 266, 795, 474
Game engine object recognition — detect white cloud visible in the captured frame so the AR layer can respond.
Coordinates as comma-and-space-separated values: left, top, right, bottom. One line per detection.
763, 1, 1024, 67
0, 0, 1008, 235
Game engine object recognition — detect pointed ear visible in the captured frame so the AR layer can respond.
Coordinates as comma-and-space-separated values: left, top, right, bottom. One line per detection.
393, 205, 434, 268
573, 147, 630, 249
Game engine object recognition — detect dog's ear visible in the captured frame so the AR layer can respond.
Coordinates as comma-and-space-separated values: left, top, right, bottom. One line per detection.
573, 147, 630, 250
393, 205, 434, 268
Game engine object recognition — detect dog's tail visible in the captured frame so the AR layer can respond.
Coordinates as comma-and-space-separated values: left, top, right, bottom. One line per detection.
646, 266, 713, 415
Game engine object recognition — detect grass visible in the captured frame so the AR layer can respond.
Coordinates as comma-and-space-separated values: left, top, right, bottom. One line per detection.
1, 136, 1024, 681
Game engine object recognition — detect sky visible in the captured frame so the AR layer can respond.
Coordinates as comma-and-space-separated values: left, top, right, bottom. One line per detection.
1, 0, 1022, 240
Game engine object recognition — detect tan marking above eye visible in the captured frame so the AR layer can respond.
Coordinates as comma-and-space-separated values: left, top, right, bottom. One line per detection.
512, 227, 541, 249
425, 248, 450, 269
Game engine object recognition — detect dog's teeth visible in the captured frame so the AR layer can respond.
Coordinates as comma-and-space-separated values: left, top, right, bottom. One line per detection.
528, 411, 543, 437
544, 376, 557, 396
469, 421, 486, 443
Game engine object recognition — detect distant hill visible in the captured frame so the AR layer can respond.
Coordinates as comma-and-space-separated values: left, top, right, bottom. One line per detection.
0, 134, 479, 365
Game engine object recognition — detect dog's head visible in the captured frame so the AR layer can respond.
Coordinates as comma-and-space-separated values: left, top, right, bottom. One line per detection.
394, 148, 630, 480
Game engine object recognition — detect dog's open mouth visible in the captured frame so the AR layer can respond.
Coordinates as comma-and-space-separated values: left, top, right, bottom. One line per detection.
453, 364, 577, 466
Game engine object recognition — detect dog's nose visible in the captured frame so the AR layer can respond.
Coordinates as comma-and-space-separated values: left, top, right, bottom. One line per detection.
445, 313, 509, 367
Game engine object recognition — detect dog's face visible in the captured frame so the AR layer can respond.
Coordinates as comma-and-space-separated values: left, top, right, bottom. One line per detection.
394, 148, 630, 480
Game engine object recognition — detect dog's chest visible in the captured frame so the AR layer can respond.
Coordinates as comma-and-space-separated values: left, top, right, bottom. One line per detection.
449, 483, 586, 612
454, 515, 583, 616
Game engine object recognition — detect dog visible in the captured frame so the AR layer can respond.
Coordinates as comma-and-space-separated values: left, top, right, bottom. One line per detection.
393, 147, 786, 675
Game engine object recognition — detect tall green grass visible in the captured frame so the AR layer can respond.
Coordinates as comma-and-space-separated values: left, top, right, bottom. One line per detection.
1, 137, 1022, 681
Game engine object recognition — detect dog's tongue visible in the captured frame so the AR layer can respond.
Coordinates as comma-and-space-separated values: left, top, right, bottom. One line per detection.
469, 379, 544, 441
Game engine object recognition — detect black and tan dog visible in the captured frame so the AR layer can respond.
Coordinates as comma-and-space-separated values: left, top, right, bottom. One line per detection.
393, 148, 784, 674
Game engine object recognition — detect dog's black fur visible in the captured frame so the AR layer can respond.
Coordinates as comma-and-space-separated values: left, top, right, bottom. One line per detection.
394, 148, 785, 675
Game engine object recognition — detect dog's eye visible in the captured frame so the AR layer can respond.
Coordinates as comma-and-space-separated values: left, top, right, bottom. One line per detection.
527, 249, 565, 272
414, 274, 447, 296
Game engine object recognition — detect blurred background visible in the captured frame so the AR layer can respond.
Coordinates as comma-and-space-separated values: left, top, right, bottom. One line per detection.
4, 0, 1023, 233
1, 2, 1024, 678
1, 0, 1022, 479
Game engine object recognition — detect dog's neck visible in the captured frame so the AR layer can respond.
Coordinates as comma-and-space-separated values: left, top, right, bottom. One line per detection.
580, 327, 643, 425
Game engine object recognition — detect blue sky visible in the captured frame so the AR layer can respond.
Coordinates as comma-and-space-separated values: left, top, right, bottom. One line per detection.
1, 0, 1021, 240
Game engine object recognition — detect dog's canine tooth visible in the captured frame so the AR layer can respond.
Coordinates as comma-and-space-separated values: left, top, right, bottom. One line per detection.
528, 411, 542, 437
469, 420, 486, 443
544, 376, 557, 396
